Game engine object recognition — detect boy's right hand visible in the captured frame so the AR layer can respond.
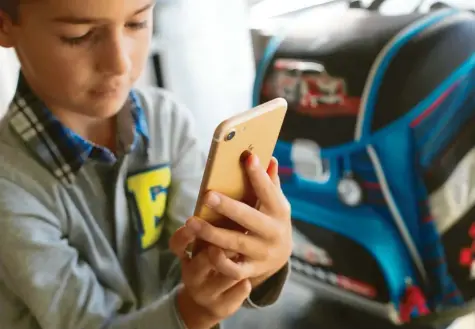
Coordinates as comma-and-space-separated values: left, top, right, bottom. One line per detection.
170, 227, 251, 329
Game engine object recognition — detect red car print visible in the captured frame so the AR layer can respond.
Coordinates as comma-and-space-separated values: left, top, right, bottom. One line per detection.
264, 58, 361, 117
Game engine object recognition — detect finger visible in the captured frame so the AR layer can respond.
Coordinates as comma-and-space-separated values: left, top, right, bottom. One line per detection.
169, 226, 196, 260
186, 217, 270, 258
182, 247, 214, 288
245, 154, 283, 212
202, 192, 274, 238
224, 249, 240, 262
264, 157, 288, 211
267, 157, 281, 188
208, 246, 256, 280
213, 279, 252, 318
265, 157, 290, 216
198, 271, 241, 303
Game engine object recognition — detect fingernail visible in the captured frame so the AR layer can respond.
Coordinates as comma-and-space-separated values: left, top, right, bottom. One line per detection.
186, 217, 202, 232
247, 154, 259, 168
206, 192, 221, 207
240, 150, 252, 163
267, 157, 278, 174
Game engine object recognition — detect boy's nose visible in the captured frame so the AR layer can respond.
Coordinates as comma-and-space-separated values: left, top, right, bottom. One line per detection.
97, 35, 131, 76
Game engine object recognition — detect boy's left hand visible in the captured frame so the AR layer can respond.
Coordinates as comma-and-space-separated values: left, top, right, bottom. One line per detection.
185, 154, 293, 288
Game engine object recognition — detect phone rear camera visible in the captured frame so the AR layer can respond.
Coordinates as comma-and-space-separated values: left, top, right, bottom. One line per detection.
225, 131, 236, 141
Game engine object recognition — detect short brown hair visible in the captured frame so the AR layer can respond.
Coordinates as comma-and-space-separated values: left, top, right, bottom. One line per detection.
0, 0, 18, 21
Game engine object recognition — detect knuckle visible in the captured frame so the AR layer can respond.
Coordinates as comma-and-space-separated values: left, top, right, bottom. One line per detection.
215, 259, 241, 280
221, 267, 244, 283
203, 294, 218, 306
281, 199, 292, 216
208, 287, 222, 302
233, 269, 246, 281
242, 280, 252, 296
259, 246, 272, 260
273, 223, 287, 241
217, 195, 230, 210
224, 250, 238, 259
213, 258, 229, 275
212, 199, 225, 214
234, 233, 247, 253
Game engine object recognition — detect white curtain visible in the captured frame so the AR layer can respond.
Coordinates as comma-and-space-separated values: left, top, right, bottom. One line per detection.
0, 47, 20, 117
155, 0, 255, 150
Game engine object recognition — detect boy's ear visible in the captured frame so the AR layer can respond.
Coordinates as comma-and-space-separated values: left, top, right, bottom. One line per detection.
0, 11, 15, 48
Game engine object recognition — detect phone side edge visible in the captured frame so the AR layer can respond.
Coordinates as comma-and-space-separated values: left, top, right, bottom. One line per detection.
193, 138, 220, 217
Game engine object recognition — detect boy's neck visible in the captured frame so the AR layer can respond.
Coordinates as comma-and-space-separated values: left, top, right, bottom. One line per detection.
52, 109, 117, 152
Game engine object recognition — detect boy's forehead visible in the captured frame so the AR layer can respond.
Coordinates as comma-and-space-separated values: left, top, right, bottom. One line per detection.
30, 0, 154, 19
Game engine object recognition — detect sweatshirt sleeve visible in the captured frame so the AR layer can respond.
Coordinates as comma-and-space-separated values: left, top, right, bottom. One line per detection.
0, 179, 187, 329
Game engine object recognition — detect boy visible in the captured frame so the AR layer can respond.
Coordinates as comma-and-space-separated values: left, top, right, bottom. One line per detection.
0, 1, 293, 329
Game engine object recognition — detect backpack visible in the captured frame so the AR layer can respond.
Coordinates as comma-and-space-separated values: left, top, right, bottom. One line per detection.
253, 8, 475, 326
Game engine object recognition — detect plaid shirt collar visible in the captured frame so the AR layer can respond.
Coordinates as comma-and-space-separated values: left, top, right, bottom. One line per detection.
8, 74, 149, 184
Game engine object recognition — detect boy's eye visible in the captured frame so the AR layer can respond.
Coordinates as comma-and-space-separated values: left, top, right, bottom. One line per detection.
59, 21, 148, 47
126, 21, 149, 30
60, 31, 93, 46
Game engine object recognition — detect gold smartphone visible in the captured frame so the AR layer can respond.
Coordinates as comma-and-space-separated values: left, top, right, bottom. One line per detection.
193, 98, 288, 240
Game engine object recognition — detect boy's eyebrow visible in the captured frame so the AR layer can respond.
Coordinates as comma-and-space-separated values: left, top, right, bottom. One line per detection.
52, 1, 156, 24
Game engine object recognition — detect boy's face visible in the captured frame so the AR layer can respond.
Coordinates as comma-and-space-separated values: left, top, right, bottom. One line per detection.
1, 0, 154, 119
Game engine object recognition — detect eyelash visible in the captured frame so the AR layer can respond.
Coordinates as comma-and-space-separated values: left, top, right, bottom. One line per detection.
61, 21, 149, 46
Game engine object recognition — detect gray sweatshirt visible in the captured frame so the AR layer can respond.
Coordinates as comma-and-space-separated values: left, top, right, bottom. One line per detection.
0, 84, 288, 329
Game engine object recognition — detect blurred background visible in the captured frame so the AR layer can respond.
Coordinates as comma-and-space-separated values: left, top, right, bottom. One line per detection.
1, 1, 475, 329
3, 0, 474, 148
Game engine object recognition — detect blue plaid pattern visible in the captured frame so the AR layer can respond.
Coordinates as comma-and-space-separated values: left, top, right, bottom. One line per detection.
8, 75, 149, 184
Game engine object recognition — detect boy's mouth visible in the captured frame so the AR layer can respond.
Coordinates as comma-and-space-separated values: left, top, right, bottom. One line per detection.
89, 85, 122, 98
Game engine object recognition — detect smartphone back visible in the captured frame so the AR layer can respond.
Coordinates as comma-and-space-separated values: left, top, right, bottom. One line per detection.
194, 98, 288, 225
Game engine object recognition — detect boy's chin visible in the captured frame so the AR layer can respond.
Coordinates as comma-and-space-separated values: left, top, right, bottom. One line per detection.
83, 91, 130, 118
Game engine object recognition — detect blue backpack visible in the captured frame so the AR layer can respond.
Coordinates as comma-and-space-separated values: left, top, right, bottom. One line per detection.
254, 8, 475, 326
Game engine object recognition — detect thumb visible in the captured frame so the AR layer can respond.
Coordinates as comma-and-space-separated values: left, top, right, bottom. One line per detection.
169, 226, 196, 260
